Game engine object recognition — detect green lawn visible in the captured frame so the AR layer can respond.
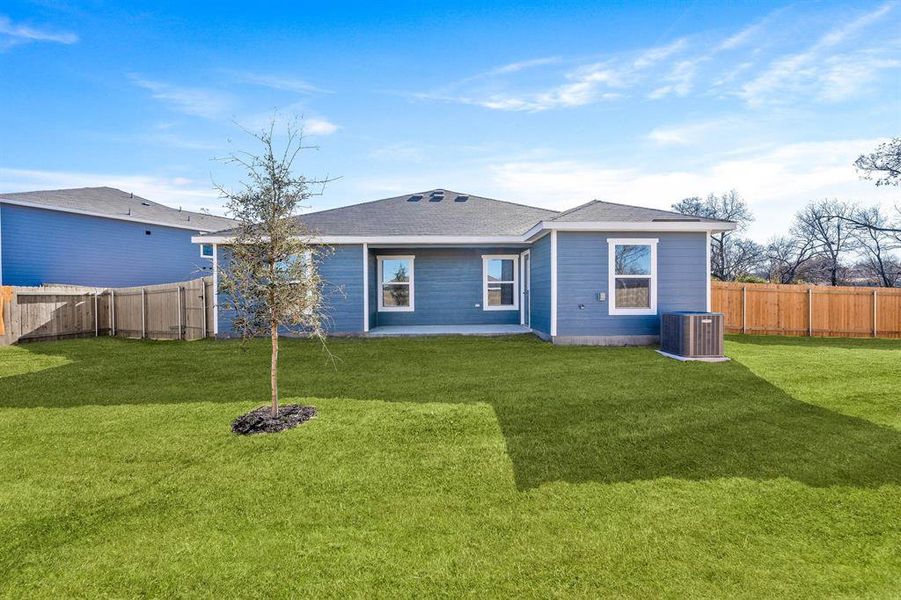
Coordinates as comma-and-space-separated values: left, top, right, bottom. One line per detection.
0, 335, 899, 598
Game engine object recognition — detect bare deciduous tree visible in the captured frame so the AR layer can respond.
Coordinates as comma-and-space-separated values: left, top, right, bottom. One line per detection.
791, 199, 856, 286
854, 137, 901, 187
672, 190, 763, 280
217, 121, 336, 417
849, 206, 901, 287
765, 235, 816, 284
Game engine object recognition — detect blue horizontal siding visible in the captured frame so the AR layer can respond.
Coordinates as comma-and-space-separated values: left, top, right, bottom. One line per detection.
319, 245, 364, 333
0, 204, 213, 287
372, 247, 524, 327
556, 232, 707, 336
216, 244, 364, 336
529, 234, 551, 334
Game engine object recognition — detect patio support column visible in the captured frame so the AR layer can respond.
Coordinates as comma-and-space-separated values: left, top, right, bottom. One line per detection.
362, 243, 369, 332
706, 231, 712, 312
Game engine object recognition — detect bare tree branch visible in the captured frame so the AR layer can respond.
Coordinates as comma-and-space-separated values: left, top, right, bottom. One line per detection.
672, 190, 764, 281
791, 199, 857, 286
854, 137, 901, 187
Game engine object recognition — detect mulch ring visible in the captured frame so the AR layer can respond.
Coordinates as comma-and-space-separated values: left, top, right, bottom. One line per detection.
231, 404, 317, 435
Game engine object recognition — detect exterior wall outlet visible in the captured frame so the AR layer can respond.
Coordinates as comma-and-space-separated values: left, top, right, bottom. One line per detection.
598, 292, 606, 302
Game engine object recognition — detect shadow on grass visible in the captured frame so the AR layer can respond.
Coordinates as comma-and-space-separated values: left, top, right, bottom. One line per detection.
2, 336, 900, 490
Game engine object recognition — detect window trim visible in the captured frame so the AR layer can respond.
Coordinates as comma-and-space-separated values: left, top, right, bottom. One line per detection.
482, 254, 520, 311
200, 243, 214, 259
607, 238, 658, 316
377, 255, 415, 312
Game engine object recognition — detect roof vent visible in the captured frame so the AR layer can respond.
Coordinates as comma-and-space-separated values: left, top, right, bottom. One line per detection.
407, 194, 423, 202
141, 201, 151, 206
454, 195, 469, 202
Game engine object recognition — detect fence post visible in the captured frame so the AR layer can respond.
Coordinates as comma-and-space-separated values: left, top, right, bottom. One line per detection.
141, 288, 146, 339
177, 286, 182, 341
873, 288, 878, 338
94, 293, 98, 337
742, 286, 747, 334
808, 287, 813, 336
201, 281, 207, 339
111, 290, 116, 336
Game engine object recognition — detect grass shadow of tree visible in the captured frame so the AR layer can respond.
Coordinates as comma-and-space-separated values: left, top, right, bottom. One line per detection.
2, 336, 899, 491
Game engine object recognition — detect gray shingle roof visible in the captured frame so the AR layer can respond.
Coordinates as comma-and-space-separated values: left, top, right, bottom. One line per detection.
0, 186, 235, 232
295, 189, 560, 236
550, 199, 726, 223
195, 190, 734, 239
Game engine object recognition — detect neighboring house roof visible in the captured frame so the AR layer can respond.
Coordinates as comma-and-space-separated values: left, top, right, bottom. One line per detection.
0, 186, 235, 232
194, 189, 735, 243
550, 199, 724, 223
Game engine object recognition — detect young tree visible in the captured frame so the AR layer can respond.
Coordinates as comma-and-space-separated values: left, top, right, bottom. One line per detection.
854, 137, 901, 187
791, 199, 856, 286
217, 122, 335, 417
672, 190, 763, 280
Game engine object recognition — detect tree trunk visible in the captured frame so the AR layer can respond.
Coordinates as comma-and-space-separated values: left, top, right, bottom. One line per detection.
270, 322, 279, 417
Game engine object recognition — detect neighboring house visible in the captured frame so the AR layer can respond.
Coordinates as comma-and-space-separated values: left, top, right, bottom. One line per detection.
0, 187, 234, 287
196, 189, 734, 345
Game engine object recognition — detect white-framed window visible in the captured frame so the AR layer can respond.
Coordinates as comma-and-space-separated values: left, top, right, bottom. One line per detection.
200, 243, 214, 259
482, 255, 519, 311
277, 249, 313, 285
378, 255, 414, 312
608, 238, 658, 316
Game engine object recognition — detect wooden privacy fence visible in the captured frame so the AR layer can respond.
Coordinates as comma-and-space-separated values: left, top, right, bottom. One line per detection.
0, 277, 214, 345
712, 282, 901, 339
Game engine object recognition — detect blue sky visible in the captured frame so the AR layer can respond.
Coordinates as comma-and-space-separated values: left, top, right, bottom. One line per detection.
1, 0, 899, 240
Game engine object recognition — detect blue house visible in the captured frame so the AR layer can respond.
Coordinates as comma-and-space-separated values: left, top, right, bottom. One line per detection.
196, 189, 734, 345
0, 187, 234, 287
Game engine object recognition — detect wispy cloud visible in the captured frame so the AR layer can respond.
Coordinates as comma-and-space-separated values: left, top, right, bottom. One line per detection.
486, 56, 562, 75
740, 3, 897, 105
646, 118, 731, 146
237, 103, 339, 135
416, 39, 691, 112
648, 58, 703, 99
130, 75, 235, 119
0, 15, 78, 49
227, 70, 331, 94
130, 75, 339, 135
414, 3, 900, 112
304, 117, 338, 135
633, 38, 688, 69
420, 61, 624, 112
